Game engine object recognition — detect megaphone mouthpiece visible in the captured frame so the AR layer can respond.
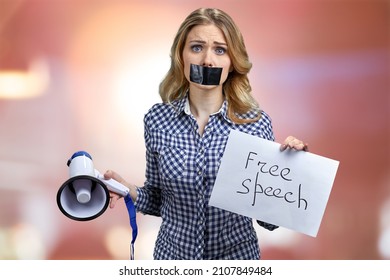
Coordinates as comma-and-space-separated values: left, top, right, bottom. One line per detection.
73, 178, 92, 203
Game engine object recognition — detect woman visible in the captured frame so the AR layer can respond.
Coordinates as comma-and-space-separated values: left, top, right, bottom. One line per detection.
106, 8, 308, 260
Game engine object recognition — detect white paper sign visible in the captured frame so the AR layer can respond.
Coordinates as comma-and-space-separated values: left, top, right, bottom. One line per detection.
209, 129, 339, 237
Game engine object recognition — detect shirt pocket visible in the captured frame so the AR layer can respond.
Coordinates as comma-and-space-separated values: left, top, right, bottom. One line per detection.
159, 145, 188, 180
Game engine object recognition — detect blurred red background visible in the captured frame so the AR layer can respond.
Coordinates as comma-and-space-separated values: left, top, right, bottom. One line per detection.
0, 0, 388, 260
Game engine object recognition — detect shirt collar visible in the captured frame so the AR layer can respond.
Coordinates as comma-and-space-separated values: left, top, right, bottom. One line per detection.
172, 92, 232, 124
182, 94, 228, 117
172, 96, 187, 116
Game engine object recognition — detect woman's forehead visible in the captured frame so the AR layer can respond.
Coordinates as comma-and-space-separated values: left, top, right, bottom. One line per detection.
186, 24, 227, 44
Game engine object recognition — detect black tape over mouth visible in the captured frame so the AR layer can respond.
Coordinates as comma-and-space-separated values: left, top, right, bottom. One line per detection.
190, 64, 223, 85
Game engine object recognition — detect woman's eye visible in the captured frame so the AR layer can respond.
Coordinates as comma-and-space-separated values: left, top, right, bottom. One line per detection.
191, 45, 202, 52
215, 47, 226, 55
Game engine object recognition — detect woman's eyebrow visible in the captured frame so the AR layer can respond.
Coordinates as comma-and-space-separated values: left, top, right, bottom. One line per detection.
214, 41, 227, 46
189, 39, 206, 44
189, 39, 227, 46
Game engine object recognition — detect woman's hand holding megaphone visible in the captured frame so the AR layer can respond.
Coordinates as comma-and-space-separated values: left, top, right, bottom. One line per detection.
104, 170, 138, 209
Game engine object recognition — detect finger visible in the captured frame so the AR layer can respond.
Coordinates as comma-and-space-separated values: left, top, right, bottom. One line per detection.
280, 136, 309, 151
291, 141, 309, 151
290, 139, 309, 151
280, 144, 287, 151
104, 170, 126, 185
280, 136, 295, 151
109, 193, 121, 208
284, 136, 295, 145
283, 137, 300, 149
288, 138, 302, 149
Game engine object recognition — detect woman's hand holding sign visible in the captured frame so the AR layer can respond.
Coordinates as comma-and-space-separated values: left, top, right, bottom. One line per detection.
280, 136, 309, 152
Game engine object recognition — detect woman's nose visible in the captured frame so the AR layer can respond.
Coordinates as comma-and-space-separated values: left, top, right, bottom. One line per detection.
202, 50, 213, 67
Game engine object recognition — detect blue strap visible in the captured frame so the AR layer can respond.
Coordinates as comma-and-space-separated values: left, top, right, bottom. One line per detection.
124, 194, 138, 260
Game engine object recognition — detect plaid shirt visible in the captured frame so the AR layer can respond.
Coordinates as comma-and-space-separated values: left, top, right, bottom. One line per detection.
136, 96, 278, 260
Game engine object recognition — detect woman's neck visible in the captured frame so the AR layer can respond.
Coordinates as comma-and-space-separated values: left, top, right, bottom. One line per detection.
188, 86, 224, 135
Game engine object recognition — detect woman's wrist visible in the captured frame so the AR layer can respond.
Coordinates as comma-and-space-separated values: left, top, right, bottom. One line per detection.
128, 184, 138, 202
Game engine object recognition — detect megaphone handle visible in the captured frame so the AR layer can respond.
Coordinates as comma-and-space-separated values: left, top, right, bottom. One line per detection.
103, 178, 129, 197
95, 171, 129, 197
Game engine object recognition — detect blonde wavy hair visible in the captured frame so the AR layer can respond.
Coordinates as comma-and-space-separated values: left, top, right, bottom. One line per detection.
159, 8, 261, 123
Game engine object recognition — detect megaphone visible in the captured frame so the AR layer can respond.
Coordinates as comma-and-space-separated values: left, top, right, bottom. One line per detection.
57, 151, 129, 221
